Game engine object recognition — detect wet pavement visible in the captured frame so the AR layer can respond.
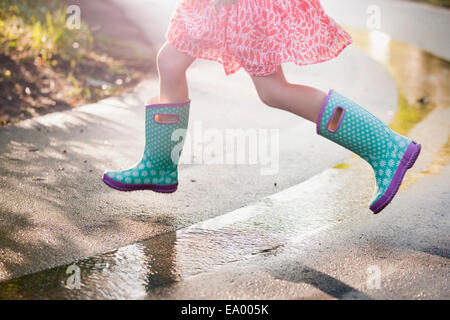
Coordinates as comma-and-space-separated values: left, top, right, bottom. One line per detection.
0, 29, 392, 282
0, 158, 370, 299
1, 162, 448, 299
1, 26, 449, 299
0, 0, 449, 299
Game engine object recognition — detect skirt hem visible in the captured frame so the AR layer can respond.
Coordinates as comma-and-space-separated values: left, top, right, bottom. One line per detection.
166, 33, 353, 76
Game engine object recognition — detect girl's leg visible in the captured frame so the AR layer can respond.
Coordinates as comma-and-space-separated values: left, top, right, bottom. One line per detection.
149, 41, 196, 104
250, 66, 421, 214
104, 43, 194, 193
250, 66, 327, 123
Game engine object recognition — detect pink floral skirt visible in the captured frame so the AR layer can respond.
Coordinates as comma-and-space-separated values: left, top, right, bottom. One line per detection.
166, 0, 352, 76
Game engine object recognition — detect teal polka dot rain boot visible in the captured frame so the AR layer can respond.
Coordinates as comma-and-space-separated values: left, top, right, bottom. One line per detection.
317, 90, 421, 214
103, 100, 190, 193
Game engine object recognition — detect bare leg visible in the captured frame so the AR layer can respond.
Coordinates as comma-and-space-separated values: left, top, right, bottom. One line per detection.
148, 42, 196, 104
251, 67, 422, 215
250, 66, 327, 123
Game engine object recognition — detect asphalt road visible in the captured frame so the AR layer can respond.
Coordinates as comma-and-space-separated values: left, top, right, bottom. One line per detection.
0, 0, 448, 299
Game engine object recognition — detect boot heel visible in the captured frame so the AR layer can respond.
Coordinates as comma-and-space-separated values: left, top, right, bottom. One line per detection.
407, 142, 421, 169
151, 183, 178, 193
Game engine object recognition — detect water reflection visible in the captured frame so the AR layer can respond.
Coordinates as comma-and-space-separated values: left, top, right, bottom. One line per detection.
349, 27, 449, 134
0, 232, 179, 299
0, 166, 355, 299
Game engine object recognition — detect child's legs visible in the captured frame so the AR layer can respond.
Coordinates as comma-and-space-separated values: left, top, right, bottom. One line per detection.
150, 42, 196, 104
250, 66, 327, 123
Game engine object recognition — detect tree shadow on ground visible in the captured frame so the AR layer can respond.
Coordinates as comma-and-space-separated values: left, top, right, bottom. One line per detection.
0, 91, 173, 283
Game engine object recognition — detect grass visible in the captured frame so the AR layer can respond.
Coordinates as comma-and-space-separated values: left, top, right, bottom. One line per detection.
0, 0, 152, 126
0, 0, 91, 64
409, 0, 450, 7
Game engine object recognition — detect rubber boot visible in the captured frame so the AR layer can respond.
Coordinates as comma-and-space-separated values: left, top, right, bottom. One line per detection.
103, 100, 190, 193
317, 90, 421, 214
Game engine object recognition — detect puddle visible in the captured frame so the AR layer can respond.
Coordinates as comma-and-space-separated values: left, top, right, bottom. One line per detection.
348, 28, 449, 119
0, 221, 288, 299
0, 220, 321, 299
0, 164, 363, 299
333, 162, 351, 170
1, 28, 449, 299
353, 28, 449, 132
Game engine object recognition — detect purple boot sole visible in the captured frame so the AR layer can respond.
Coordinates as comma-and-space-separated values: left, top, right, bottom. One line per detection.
102, 174, 178, 193
370, 141, 422, 214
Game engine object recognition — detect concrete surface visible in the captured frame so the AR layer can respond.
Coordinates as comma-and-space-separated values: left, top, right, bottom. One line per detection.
0, 39, 390, 282
0, 0, 448, 299
321, 0, 450, 61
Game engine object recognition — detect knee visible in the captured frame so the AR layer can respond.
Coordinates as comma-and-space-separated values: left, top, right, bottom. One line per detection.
256, 86, 282, 108
157, 46, 186, 81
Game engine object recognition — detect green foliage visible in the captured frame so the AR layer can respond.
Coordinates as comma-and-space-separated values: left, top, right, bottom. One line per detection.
0, 0, 148, 126
0, 0, 92, 62
410, 0, 450, 7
